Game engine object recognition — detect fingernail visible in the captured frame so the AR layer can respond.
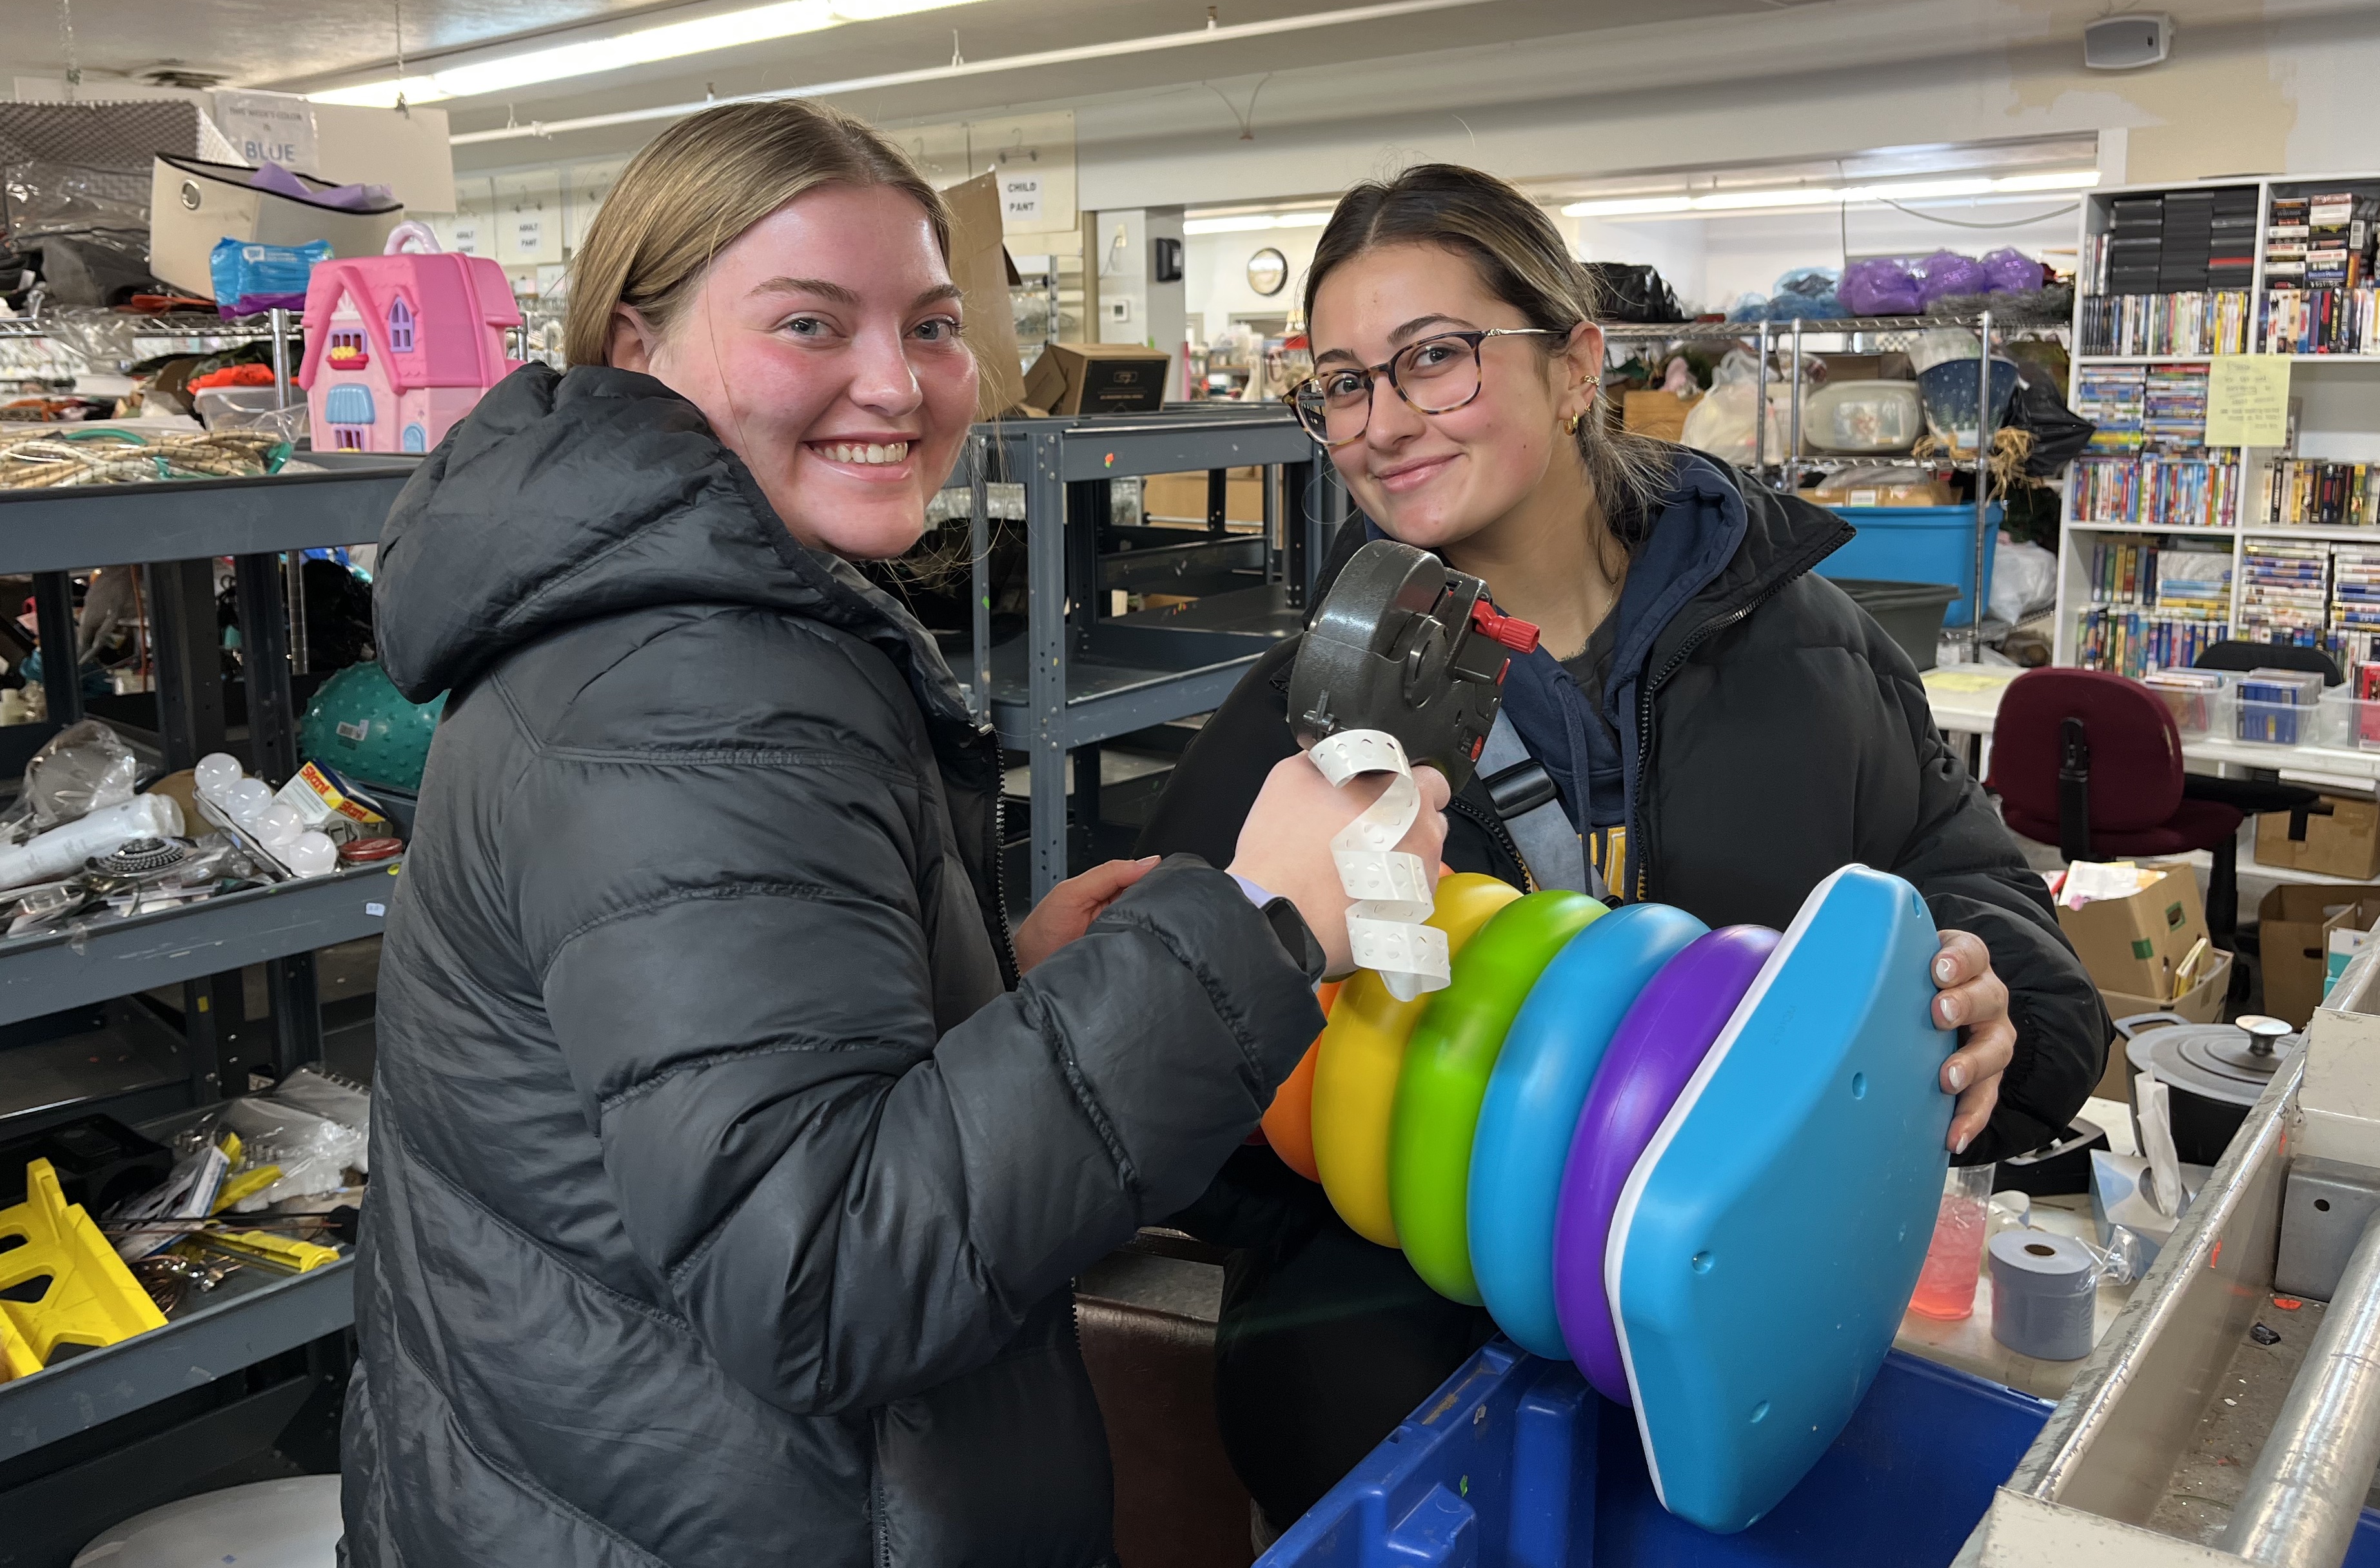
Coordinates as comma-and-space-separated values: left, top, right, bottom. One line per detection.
1939, 997, 1963, 1026
1137, 855, 1161, 866
1947, 1062, 1971, 1092
1935, 956, 1956, 982
1954, 1129, 1974, 1155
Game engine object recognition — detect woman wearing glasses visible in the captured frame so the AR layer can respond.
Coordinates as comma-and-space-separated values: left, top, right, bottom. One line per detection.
1137, 163, 2106, 1541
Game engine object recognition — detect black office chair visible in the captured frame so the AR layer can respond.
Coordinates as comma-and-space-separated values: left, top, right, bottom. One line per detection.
2194, 638, 2344, 687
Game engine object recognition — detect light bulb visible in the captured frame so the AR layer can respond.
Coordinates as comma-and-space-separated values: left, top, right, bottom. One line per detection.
226, 779, 273, 823
282, 832, 338, 876
257, 803, 304, 845
193, 753, 243, 800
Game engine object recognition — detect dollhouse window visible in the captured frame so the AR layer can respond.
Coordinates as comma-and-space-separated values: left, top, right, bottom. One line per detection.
335, 428, 366, 451
325, 384, 375, 426
329, 329, 367, 356
388, 297, 415, 352
402, 422, 426, 453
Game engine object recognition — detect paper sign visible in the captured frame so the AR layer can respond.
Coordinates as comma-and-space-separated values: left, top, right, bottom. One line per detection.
1001, 172, 1043, 225
213, 90, 319, 173
515, 217, 544, 255
449, 218, 480, 255
2206, 355, 2293, 447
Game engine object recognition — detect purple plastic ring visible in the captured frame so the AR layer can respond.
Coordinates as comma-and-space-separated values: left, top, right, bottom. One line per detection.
1551, 924, 1779, 1403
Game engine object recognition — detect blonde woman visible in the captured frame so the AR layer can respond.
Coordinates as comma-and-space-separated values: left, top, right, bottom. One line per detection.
348, 101, 1442, 1566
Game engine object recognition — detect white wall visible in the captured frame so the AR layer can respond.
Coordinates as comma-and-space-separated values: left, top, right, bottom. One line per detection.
1185, 226, 1321, 344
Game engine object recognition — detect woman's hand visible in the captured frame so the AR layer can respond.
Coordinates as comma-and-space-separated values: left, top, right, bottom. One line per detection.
1933, 929, 2015, 1157
1228, 752, 1451, 977
1014, 856, 1161, 974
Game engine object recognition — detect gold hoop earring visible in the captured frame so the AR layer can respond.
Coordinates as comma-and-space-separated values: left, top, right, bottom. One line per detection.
1564, 414, 1580, 435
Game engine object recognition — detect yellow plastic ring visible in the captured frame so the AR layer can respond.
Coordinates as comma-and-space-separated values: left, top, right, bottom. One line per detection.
1311, 873, 1520, 1248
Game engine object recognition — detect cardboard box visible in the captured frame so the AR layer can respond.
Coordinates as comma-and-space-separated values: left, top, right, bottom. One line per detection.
2260, 884, 2380, 1025
2094, 948, 2234, 1099
2056, 860, 2208, 1004
150, 153, 404, 300
1143, 467, 1264, 525
1622, 389, 1702, 442
2256, 794, 2380, 880
1816, 351, 1915, 382
941, 172, 1027, 420
1021, 342, 1172, 416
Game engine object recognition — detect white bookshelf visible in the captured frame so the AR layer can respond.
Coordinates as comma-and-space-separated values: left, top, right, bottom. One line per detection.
2052, 171, 2380, 673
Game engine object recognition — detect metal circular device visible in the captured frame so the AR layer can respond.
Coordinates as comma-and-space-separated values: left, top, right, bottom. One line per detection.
2125, 1016, 2302, 1164
92, 837, 188, 877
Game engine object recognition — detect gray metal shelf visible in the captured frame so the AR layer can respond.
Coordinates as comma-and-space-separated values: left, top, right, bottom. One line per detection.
965, 410, 1345, 899
0, 452, 413, 572
0, 861, 398, 1030
0, 1257, 353, 1464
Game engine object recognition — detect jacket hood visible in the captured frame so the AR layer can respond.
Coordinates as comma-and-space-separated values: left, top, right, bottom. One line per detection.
375, 364, 967, 727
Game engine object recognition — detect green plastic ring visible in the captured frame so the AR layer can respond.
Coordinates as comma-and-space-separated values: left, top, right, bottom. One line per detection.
1388, 889, 1606, 1304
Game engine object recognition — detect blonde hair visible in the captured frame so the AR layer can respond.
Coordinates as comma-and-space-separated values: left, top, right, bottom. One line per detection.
563, 100, 951, 368
1304, 164, 1674, 545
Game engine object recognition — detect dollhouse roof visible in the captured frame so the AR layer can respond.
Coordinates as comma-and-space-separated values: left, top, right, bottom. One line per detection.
297, 253, 522, 394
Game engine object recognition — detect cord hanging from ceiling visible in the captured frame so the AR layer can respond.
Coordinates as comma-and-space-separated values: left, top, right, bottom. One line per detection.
1204, 73, 1272, 141
55, 0, 81, 101
394, 0, 411, 117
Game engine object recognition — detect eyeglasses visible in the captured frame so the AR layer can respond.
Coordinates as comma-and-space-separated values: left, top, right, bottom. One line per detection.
1289, 328, 1564, 448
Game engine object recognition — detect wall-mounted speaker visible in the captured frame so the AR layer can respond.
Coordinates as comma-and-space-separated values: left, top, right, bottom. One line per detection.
2085, 13, 2171, 70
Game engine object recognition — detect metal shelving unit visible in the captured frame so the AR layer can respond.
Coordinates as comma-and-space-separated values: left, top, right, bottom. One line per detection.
1604, 311, 2051, 658
961, 408, 1346, 901
0, 456, 411, 1129
0, 1256, 354, 1466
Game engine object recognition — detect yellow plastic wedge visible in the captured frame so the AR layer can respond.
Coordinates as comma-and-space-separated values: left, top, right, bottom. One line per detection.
1311, 874, 1520, 1247
0, 1158, 168, 1375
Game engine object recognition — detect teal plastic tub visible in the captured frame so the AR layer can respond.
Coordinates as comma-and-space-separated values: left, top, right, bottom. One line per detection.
1816, 504, 2000, 629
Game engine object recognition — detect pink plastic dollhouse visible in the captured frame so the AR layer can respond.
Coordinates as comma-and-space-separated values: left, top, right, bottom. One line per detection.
298, 244, 524, 455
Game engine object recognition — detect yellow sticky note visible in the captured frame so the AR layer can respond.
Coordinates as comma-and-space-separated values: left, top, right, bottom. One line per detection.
2206, 355, 2292, 447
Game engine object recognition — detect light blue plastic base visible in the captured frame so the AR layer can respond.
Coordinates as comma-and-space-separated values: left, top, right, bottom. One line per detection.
1609, 865, 1953, 1534
1470, 904, 1708, 1360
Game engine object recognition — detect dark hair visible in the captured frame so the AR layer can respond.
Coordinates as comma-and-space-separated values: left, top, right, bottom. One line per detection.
1303, 163, 1673, 547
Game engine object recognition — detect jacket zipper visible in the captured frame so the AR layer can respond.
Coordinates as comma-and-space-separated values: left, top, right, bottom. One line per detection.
1448, 793, 1536, 893
1626, 574, 1800, 902
981, 728, 1021, 989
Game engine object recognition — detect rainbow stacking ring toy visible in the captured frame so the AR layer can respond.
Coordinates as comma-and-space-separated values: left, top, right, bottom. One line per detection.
1281, 863, 1952, 1534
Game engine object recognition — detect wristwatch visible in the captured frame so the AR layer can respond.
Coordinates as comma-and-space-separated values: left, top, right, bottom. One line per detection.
1258, 894, 1328, 984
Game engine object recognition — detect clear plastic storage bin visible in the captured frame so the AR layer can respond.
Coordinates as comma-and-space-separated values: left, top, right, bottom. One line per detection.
2234, 668, 2327, 746
2318, 687, 2380, 752
2142, 669, 2234, 741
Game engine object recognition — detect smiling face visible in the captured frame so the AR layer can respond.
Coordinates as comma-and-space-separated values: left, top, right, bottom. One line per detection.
607, 182, 977, 560
1305, 241, 1599, 554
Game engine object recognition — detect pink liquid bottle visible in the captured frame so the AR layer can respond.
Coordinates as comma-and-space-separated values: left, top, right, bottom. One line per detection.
1909, 1164, 1996, 1320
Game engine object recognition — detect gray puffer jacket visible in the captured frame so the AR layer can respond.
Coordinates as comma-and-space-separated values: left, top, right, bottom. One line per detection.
343, 364, 1323, 1567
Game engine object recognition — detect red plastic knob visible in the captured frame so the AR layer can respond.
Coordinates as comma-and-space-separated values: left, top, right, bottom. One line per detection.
1470, 599, 1541, 654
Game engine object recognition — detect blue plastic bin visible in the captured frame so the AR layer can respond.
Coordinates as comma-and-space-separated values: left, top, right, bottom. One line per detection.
1815, 504, 2000, 629
1261, 1337, 2380, 1566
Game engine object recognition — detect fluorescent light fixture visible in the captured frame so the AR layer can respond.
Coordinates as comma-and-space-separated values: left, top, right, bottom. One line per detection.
1561, 169, 2099, 219
1562, 195, 1694, 218
1992, 169, 2104, 192
310, 0, 985, 107
1183, 211, 1332, 235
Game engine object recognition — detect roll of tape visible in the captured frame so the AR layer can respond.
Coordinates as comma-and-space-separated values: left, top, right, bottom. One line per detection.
1310, 874, 1519, 1247
1308, 730, 1444, 1001
1988, 1230, 2098, 1362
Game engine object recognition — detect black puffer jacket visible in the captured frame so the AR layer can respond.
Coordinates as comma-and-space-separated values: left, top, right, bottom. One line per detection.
1139, 458, 2107, 1525
345, 364, 1323, 1567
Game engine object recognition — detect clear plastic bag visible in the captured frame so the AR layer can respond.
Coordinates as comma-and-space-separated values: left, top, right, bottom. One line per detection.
268, 1064, 372, 1175
0, 719, 137, 843
1678, 349, 1787, 466
190, 1093, 366, 1210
